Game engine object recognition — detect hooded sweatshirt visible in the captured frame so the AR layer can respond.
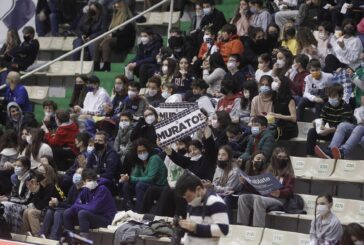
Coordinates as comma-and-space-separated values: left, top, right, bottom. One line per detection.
216, 93, 241, 113
6, 102, 38, 133
44, 121, 79, 154
68, 178, 117, 224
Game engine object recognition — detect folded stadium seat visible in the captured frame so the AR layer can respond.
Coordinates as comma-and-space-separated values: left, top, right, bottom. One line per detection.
218, 225, 264, 245
266, 211, 300, 233
137, 11, 180, 36
62, 37, 76, 52
24, 86, 49, 104
326, 159, 364, 199
11, 233, 27, 242
290, 157, 336, 195
25, 236, 59, 245
335, 197, 364, 226
259, 228, 310, 245
290, 122, 312, 142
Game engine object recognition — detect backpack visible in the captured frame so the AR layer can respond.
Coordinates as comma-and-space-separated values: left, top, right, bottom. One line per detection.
282, 194, 307, 214
0, 204, 11, 239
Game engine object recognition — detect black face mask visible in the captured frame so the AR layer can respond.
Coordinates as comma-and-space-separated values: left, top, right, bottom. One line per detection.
177, 148, 187, 155
23, 35, 32, 42
94, 143, 105, 152
217, 160, 229, 169
220, 86, 229, 95
343, 26, 356, 36
284, 28, 296, 39
267, 32, 279, 42
168, 36, 184, 49
253, 160, 265, 172
89, 9, 97, 16
254, 39, 268, 50
277, 158, 288, 168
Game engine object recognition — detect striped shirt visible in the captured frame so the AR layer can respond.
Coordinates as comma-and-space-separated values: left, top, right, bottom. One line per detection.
320, 100, 353, 127
184, 193, 229, 245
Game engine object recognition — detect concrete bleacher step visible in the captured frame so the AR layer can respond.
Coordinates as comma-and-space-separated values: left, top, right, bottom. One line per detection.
136, 11, 180, 36
37, 36, 76, 61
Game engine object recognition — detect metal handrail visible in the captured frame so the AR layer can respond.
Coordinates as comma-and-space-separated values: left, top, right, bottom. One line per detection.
20, 0, 173, 80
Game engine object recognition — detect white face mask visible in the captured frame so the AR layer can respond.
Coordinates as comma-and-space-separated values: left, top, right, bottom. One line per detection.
203, 7, 211, 15
318, 32, 326, 40
316, 204, 329, 216
276, 59, 285, 68
227, 61, 236, 71
211, 119, 219, 128
85, 180, 98, 190
243, 90, 250, 99
87, 146, 94, 154
14, 166, 24, 176
138, 152, 149, 161
190, 154, 202, 161
115, 84, 123, 92
140, 36, 149, 45
203, 35, 211, 43
354, 241, 364, 245
44, 111, 53, 117
145, 115, 156, 125
271, 81, 280, 91
128, 90, 137, 99
26, 135, 32, 144
148, 89, 158, 97
189, 192, 202, 207
119, 121, 130, 129
162, 65, 168, 75
162, 91, 171, 99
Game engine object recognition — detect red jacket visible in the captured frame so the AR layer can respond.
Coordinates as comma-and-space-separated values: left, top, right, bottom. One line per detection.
216, 93, 241, 113
216, 35, 244, 63
44, 122, 79, 154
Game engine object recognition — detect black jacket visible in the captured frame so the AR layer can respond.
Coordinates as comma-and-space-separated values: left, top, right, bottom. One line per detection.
130, 117, 157, 147
112, 23, 136, 51
200, 8, 227, 34
9, 39, 39, 71
131, 34, 163, 66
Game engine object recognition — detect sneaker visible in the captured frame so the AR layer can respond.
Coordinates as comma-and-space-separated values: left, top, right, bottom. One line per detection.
331, 147, 344, 159
26, 232, 33, 237
314, 145, 332, 159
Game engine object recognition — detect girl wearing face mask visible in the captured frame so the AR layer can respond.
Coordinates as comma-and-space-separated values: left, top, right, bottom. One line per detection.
160, 58, 177, 86
316, 21, 335, 66
309, 194, 342, 245
342, 223, 364, 245
272, 48, 294, 78
111, 75, 129, 117
20, 128, 53, 169
130, 107, 158, 146
145, 76, 165, 107
270, 76, 298, 140
207, 145, 241, 223
70, 76, 88, 109
238, 80, 258, 125
251, 75, 274, 117
231, 0, 251, 36
119, 138, 167, 212
39, 168, 84, 240
202, 53, 227, 96
237, 147, 295, 227
327, 18, 363, 72
224, 54, 246, 91
210, 111, 231, 149
296, 27, 319, 60
171, 57, 195, 94
255, 53, 272, 81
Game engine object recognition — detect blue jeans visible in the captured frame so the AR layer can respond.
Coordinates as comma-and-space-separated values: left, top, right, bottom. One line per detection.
329, 122, 364, 155
297, 97, 324, 122
223, 195, 238, 224
39, 208, 65, 240
72, 38, 96, 61
121, 181, 153, 212
63, 209, 109, 233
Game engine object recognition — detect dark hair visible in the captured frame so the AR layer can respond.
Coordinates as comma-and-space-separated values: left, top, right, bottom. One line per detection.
267, 23, 280, 33
341, 18, 356, 32
308, 58, 321, 70
259, 75, 274, 87
26, 128, 45, 160
250, 0, 263, 6
189, 140, 203, 151
22, 26, 35, 35
40, 155, 58, 172
88, 75, 100, 85
245, 150, 267, 175
95, 130, 109, 141
201, 0, 215, 5
251, 116, 268, 127
241, 80, 259, 109
82, 168, 98, 181
113, 75, 129, 94
17, 156, 31, 171
229, 54, 242, 68
76, 75, 89, 83
216, 110, 232, 129
258, 53, 271, 66
163, 82, 178, 94
226, 123, 242, 136
268, 147, 294, 177
42, 100, 58, 110
134, 138, 153, 154
275, 48, 294, 76
76, 132, 91, 148
191, 79, 209, 90
0, 56, 7, 68
319, 21, 333, 33
217, 145, 234, 186
55, 110, 70, 124
294, 54, 309, 70
208, 52, 227, 71
342, 223, 364, 245
327, 84, 344, 98
170, 27, 182, 35
129, 81, 140, 90
175, 171, 203, 197
148, 75, 162, 87
120, 111, 133, 121
140, 27, 154, 36
164, 58, 177, 78
178, 136, 192, 146
144, 107, 159, 120
0, 129, 18, 151
296, 27, 317, 54
284, 26, 296, 39
221, 78, 240, 94
28, 169, 45, 183
275, 76, 292, 103
221, 24, 237, 35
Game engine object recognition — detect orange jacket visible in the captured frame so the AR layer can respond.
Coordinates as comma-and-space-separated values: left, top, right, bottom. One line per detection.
217, 35, 244, 63
198, 42, 210, 60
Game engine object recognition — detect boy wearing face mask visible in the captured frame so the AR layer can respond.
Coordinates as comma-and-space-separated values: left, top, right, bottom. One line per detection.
63, 169, 117, 239
249, 0, 272, 32
42, 100, 58, 132
199, 0, 227, 36
305, 84, 353, 157
288, 54, 310, 104
121, 81, 148, 119
145, 76, 165, 107
240, 116, 276, 163
216, 24, 244, 63
39, 168, 84, 240
175, 172, 229, 245
297, 59, 334, 121
130, 107, 158, 147
223, 54, 246, 91
309, 194, 342, 245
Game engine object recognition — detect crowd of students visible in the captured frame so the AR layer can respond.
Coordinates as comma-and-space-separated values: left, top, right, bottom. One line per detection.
0, 0, 364, 244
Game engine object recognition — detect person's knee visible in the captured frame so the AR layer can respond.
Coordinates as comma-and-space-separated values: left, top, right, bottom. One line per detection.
307, 128, 317, 139
135, 181, 148, 191
253, 197, 264, 209
78, 210, 90, 220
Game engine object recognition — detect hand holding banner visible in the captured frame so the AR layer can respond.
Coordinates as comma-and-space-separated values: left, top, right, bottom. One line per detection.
240, 172, 283, 196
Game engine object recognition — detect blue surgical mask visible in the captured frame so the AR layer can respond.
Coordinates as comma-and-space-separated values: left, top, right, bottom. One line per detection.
138, 152, 149, 161
14, 166, 24, 176
87, 86, 94, 92
259, 85, 271, 94
73, 173, 82, 185
250, 7, 257, 14
328, 98, 340, 107
251, 126, 260, 136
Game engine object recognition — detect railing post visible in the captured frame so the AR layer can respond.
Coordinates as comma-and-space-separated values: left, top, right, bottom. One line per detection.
80, 47, 85, 74
167, 0, 174, 40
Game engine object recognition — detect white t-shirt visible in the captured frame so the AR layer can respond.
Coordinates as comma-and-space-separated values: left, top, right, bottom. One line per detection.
255, 69, 273, 81
82, 87, 111, 114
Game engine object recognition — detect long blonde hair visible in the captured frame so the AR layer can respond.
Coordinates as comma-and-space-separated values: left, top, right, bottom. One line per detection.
109, 1, 133, 30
